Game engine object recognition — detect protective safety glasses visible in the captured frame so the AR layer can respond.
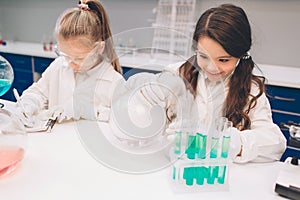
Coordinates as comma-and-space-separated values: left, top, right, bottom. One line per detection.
54, 43, 103, 72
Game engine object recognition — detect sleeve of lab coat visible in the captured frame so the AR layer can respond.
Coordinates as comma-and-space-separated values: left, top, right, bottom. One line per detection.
20, 58, 61, 115
233, 90, 287, 163
127, 70, 189, 116
108, 69, 192, 127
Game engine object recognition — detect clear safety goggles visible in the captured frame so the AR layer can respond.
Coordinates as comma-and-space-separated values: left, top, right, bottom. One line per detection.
54, 43, 102, 72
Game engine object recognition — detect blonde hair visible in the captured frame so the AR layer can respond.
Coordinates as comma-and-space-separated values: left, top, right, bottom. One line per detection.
55, 0, 122, 74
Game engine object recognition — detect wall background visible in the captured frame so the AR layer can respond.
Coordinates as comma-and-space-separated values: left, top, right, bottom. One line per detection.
0, 0, 299, 68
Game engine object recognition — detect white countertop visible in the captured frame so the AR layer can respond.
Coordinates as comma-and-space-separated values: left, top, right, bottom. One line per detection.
0, 41, 57, 59
254, 64, 300, 89
0, 121, 286, 200
0, 100, 287, 200
1, 41, 300, 89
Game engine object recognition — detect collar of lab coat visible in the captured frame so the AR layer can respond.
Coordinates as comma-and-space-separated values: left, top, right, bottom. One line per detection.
198, 70, 230, 93
75, 59, 111, 78
200, 69, 232, 88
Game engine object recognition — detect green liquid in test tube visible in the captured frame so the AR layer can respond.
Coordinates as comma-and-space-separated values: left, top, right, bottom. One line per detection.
183, 167, 194, 186
195, 166, 207, 185
196, 133, 207, 159
195, 133, 208, 185
207, 136, 220, 184
221, 136, 230, 158
218, 165, 227, 184
183, 133, 198, 186
218, 125, 232, 184
185, 134, 196, 159
207, 166, 219, 184
183, 134, 196, 186
210, 137, 219, 158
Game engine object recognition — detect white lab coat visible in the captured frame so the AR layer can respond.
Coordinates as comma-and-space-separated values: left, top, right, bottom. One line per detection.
167, 61, 287, 163
21, 57, 124, 121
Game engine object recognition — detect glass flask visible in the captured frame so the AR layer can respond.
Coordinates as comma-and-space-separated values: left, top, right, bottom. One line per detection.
0, 55, 14, 97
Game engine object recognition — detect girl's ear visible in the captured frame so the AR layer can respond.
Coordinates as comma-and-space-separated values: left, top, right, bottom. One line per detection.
99, 41, 105, 54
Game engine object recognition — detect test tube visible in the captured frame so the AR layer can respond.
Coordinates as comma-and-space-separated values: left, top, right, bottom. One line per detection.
207, 136, 219, 184
218, 121, 233, 184
210, 117, 227, 158
185, 133, 196, 159
173, 166, 181, 181
183, 132, 196, 186
196, 133, 207, 159
173, 166, 183, 182
210, 136, 219, 158
207, 166, 219, 184
174, 131, 182, 155
207, 118, 227, 184
217, 165, 227, 184
195, 166, 207, 185
172, 166, 177, 180
195, 132, 207, 184
183, 167, 194, 186
221, 135, 231, 158
220, 121, 232, 158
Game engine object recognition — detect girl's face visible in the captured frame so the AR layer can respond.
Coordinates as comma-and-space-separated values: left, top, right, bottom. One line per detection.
56, 37, 104, 72
196, 37, 240, 82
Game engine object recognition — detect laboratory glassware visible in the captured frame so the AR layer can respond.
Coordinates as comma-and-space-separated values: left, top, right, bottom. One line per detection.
0, 55, 27, 178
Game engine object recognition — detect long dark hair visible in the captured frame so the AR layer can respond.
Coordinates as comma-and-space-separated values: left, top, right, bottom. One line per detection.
179, 4, 265, 130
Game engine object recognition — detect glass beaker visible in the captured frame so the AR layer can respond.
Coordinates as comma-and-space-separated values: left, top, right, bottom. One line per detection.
0, 109, 27, 178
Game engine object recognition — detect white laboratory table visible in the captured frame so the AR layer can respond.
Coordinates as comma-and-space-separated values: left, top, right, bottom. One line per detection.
0, 116, 287, 200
